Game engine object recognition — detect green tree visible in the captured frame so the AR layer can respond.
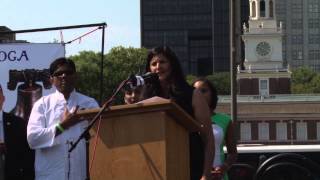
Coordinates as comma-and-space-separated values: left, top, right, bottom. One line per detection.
309, 74, 320, 93
186, 72, 231, 95
186, 74, 197, 84
70, 46, 148, 105
291, 66, 317, 94
206, 72, 230, 95
70, 51, 102, 100
104, 46, 147, 104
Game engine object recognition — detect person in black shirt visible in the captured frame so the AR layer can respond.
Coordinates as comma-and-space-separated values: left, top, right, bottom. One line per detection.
0, 84, 34, 180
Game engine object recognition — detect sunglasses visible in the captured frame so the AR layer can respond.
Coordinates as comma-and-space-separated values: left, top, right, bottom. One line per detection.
52, 70, 75, 77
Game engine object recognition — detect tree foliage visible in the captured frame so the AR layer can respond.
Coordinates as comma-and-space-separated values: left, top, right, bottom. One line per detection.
206, 72, 230, 95
104, 46, 147, 104
186, 73, 231, 95
186, 74, 197, 85
291, 66, 316, 84
70, 46, 148, 105
70, 49, 320, 106
70, 51, 101, 99
189, 67, 320, 95
291, 66, 320, 94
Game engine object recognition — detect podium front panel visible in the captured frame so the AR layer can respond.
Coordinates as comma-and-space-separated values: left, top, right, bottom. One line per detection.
89, 110, 190, 180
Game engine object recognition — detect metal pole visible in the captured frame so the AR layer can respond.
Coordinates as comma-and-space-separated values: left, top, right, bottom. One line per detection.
100, 25, 106, 104
0, 22, 108, 104
211, 0, 215, 73
235, 0, 242, 67
230, 0, 239, 121
0, 23, 107, 34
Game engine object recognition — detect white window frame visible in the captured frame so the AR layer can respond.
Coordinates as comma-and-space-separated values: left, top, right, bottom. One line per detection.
259, 78, 269, 96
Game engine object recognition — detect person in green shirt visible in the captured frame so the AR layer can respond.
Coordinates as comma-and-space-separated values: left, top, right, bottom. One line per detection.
193, 78, 237, 180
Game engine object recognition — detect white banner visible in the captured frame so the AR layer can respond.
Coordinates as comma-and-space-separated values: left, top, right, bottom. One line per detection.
0, 43, 65, 112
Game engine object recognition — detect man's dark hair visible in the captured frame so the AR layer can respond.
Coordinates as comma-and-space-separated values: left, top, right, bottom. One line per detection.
49, 57, 76, 76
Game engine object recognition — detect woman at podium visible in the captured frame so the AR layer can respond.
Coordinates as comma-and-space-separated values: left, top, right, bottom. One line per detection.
142, 46, 215, 180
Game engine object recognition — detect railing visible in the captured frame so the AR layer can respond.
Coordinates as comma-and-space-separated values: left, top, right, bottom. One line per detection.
219, 94, 320, 103
228, 145, 320, 180
243, 27, 283, 34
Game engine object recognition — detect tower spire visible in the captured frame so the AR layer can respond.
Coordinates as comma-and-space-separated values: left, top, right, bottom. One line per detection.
250, 0, 275, 20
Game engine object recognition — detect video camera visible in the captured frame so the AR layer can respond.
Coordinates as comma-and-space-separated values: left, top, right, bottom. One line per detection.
7, 69, 52, 90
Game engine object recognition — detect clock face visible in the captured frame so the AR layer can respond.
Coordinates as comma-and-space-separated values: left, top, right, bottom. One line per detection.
256, 41, 271, 57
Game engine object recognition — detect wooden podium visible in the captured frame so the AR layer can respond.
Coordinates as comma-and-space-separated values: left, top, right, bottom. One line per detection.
79, 99, 201, 180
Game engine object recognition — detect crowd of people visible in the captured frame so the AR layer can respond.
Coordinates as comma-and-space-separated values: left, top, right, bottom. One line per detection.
0, 46, 237, 180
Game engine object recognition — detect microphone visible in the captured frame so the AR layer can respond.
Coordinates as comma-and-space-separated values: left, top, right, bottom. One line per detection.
125, 72, 159, 90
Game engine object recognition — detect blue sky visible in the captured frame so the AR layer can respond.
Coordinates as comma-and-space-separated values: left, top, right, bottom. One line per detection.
0, 0, 140, 56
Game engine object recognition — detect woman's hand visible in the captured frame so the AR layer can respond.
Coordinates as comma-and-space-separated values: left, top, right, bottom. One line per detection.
200, 175, 211, 180
200, 175, 207, 180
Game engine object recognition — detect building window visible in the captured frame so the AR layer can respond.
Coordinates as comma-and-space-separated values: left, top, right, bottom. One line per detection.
309, 50, 320, 60
308, 19, 320, 29
258, 122, 269, 140
252, 1, 256, 17
314, 65, 320, 72
240, 123, 251, 141
259, 79, 269, 96
269, 0, 274, 18
292, 50, 303, 60
276, 122, 287, 140
298, 51, 303, 60
196, 58, 213, 76
292, 35, 303, 44
292, 3, 302, 14
296, 122, 307, 141
292, 19, 303, 29
309, 3, 319, 13
260, 0, 266, 17
309, 34, 320, 44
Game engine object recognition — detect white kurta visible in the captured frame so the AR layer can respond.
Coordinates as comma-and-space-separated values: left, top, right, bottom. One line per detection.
27, 90, 99, 180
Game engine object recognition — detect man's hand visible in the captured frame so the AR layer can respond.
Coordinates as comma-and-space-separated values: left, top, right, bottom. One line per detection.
200, 175, 213, 180
60, 105, 80, 129
200, 176, 207, 180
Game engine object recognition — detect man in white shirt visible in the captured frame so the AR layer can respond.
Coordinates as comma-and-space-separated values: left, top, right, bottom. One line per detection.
27, 57, 99, 180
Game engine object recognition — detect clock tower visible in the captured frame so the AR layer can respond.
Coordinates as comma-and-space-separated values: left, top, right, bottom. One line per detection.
238, 0, 291, 96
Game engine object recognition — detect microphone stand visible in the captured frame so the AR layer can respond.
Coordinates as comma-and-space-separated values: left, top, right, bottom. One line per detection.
68, 78, 130, 179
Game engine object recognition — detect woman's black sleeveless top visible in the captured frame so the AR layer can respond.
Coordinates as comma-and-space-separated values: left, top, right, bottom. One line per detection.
171, 84, 204, 180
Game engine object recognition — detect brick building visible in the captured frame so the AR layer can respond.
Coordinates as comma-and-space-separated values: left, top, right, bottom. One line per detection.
217, 95, 320, 145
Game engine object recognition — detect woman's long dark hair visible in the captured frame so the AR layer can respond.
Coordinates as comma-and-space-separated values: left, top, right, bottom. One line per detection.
145, 46, 190, 88
145, 46, 194, 115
